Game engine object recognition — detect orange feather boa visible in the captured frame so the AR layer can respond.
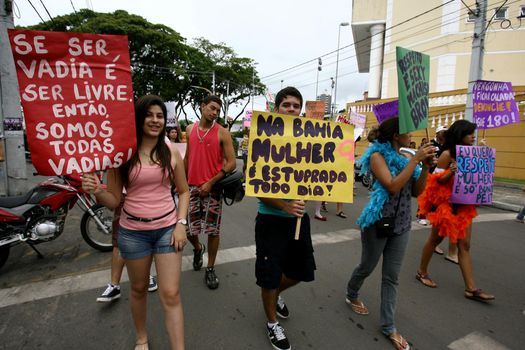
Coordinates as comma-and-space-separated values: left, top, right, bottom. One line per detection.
417, 170, 477, 243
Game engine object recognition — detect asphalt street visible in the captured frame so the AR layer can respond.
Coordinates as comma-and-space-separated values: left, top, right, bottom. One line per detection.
1, 169, 524, 350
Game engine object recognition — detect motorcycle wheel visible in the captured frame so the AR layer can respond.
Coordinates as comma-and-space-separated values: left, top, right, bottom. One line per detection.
361, 173, 371, 187
80, 204, 113, 252
0, 246, 10, 270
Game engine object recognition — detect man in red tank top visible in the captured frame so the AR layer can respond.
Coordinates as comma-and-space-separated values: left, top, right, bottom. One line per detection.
184, 95, 236, 289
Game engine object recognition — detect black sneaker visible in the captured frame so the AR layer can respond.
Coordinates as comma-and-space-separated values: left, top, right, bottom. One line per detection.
193, 243, 206, 271
276, 296, 289, 319
205, 267, 219, 289
267, 323, 291, 350
96, 284, 120, 302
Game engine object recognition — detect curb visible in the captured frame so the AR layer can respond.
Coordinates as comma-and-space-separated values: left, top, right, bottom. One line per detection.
490, 201, 520, 213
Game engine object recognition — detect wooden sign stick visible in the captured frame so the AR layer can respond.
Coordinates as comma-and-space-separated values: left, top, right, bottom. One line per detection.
294, 218, 301, 240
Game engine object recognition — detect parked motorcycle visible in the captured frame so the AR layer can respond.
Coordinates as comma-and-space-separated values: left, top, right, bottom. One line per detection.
0, 173, 113, 270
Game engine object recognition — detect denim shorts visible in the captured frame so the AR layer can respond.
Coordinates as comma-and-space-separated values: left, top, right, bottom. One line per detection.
118, 224, 176, 260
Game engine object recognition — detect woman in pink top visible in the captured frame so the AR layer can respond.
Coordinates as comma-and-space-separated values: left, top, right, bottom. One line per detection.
82, 95, 189, 350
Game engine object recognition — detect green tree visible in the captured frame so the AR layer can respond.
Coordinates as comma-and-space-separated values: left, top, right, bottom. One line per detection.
25, 9, 263, 126
192, 38, 265, 129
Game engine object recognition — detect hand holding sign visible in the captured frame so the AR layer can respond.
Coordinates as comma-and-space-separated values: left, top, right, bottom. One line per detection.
414, 143, 437, 167
8, 29, 136, 176
81, 172, 103, 195
450, 145, 496, 205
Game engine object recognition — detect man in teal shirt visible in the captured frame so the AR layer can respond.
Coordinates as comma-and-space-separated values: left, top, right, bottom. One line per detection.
255, 87, 316, 350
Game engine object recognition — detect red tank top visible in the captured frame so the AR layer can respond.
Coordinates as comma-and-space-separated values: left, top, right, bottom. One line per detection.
187, 121, 223, 186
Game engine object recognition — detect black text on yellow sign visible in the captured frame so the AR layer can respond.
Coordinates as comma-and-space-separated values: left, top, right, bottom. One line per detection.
245, 111, 354, 202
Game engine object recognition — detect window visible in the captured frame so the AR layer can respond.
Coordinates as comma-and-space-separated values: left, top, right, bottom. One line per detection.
494, 7, 508, 20
466, 10, 477, 22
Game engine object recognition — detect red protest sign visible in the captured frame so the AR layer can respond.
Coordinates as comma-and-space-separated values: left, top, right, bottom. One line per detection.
8, 29, 136, 175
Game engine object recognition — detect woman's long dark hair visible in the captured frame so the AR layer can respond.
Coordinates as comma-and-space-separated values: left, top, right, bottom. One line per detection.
120, 95, 175, 188
442, 120, 476, 159
367, 117, 399, 144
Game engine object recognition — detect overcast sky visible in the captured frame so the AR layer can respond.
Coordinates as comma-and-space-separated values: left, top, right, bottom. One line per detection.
13, 0, 370, 118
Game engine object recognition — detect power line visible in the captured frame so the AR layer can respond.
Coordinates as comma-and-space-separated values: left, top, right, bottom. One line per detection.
483, 0, 509, 33
295, 35, 473, 91
69, 0, 78, 15
460, 0, 476, 16
263, 8, 472, 86
26, 0, 45, 23
261, 0, 455, 80
264, 0, 521, 90
38, 0, 55, 24
261, 0, 520, 84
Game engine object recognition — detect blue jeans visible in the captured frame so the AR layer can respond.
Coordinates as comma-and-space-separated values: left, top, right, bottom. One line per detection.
517, 207, 525, 220
347, 227, 410, 335
118, 224, 176, 260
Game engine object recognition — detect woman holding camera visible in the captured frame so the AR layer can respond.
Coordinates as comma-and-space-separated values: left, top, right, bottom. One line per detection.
346, 117, 435, 350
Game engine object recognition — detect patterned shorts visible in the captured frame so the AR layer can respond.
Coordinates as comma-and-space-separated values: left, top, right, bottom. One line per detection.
187, 186, 222, 236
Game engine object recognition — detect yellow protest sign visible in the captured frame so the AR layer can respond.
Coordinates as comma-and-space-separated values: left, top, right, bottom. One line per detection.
245, 111, 354, 202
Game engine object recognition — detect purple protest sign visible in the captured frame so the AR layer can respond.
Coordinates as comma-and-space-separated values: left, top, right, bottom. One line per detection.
450, 145, 496, 205
372, 100, 398, 123
472, 80, 520, 129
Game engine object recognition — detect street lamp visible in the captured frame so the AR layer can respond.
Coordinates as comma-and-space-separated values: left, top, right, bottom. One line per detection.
251, 62, 259, 112
333, 22, 349, 118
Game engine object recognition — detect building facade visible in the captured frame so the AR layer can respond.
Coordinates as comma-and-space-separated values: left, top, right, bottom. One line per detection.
349, 0, 525, 180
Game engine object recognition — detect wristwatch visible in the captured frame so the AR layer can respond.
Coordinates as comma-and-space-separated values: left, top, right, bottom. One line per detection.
177, 218, 188, 225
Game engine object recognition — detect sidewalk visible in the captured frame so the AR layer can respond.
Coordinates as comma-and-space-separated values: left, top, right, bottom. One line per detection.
492, 182, 525, 212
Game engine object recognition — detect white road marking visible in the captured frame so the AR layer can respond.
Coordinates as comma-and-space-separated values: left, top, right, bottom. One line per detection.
448, 331, 511, 350
0, 213, 516, 309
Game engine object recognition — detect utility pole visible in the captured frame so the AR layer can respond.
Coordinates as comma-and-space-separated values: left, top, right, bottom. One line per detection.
224, 80, 230, 123
0, 0, 27, 196
212, 71, 216, 94
465, 0, 487, 124
315, 57, 322, 99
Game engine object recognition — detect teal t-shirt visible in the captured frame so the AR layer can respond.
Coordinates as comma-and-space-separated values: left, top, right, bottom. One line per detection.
257, 199, 294, 218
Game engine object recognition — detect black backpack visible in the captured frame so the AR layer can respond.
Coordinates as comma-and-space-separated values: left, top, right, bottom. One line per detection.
214, 170, 245, 206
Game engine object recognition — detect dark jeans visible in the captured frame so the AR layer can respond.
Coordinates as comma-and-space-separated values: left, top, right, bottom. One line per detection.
347, 226, 410, 335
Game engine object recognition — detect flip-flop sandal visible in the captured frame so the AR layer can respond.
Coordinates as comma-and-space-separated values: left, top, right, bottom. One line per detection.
134, 342, 149, 350
433, 246, 444, 255
464, 289, 495, 302
387, 333, 410, 350
416, 271, 437, 288
336, 212, 347, 219
445, 255, 459, 264
346, 298, 369, 315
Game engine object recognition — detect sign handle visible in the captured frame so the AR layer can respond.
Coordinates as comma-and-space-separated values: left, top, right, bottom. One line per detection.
425, 128, 430, 143
294, 217, 302, 240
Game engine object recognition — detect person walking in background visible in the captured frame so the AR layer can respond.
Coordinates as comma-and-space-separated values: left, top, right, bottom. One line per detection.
427, 125, 458, 263
516, 187, 525, 223
82, 95, 189, 350
416, 120, 495, 302
346, 118, 436, 350
255, 87, 316, 350
95, 200, 158, 303
239, 128, 250, 183
167, 126, 182, 143
184, 95, 236, 290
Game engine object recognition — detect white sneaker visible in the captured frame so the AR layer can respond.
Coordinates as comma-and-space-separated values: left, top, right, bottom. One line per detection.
148, 275, 158, 292
417, 219, 429, 226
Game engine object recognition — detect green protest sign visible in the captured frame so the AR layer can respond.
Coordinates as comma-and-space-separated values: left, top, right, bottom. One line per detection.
396, 47, 430, 133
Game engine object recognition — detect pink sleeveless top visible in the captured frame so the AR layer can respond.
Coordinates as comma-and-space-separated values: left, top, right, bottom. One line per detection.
120, 157, 177, 231
187, 122, 223, 186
